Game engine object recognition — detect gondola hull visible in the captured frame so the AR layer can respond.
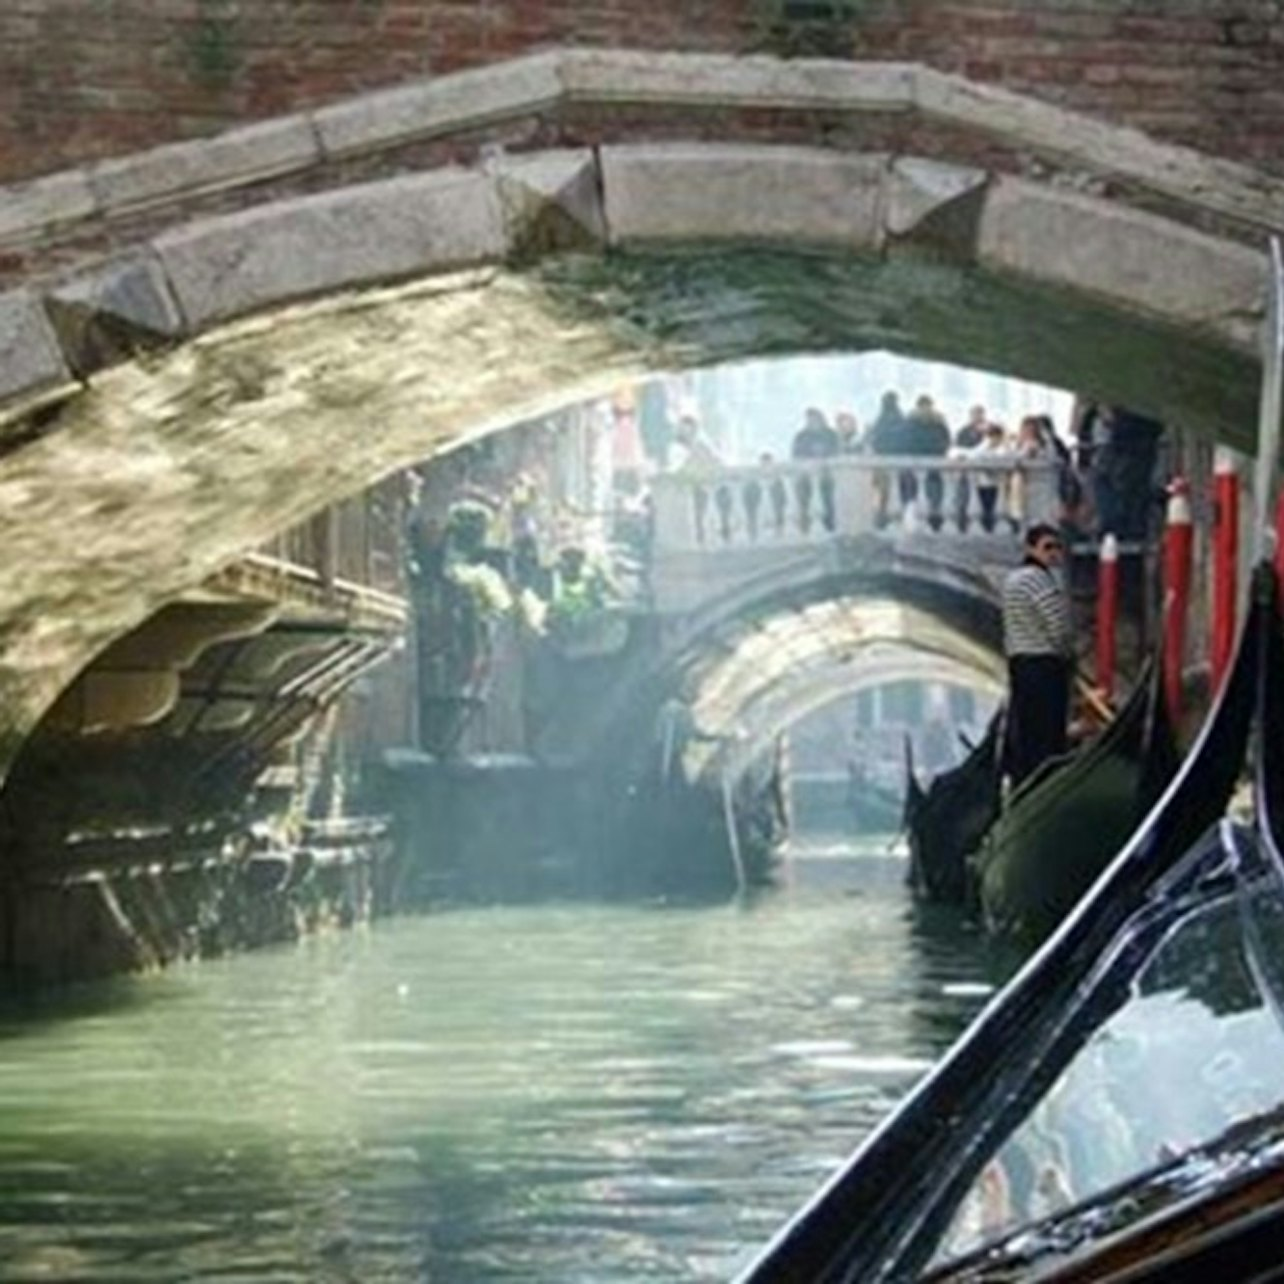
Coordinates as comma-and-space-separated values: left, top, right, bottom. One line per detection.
736, 576, 1266, 1284
737, 234, 1284, 1284
977, 753, 1142, 942
974, 660, 1171, 944
905, 714, 1004, 906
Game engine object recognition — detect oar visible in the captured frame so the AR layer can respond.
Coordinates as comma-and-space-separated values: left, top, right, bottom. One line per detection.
1074, 670, 1116, 726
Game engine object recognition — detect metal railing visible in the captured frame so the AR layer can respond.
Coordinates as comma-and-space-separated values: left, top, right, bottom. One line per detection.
651, 455, 1061, 552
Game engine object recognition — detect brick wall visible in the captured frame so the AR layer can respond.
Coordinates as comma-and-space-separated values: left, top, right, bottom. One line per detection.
3, 1, 1283, 185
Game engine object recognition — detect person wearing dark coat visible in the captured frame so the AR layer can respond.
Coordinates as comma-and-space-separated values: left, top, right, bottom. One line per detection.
902, 395, 951, 526
791, 407, 841, 460
866, 391, 907, 527
955, 404, 991, 450
867, 391, 907, 456
791, 408, 840, 531
1094, 407, 1163, 541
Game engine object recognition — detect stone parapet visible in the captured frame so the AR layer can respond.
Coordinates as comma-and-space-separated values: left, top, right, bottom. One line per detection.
4, 49, 1284, 261
155, 169, 506, 329
3, 3, 1284, 188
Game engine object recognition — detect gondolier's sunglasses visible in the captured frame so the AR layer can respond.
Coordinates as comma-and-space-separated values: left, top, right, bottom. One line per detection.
1037, 538, 1063, 553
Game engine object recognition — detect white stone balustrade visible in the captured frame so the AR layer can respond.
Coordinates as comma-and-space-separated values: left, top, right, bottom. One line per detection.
650, 455, 1061, 552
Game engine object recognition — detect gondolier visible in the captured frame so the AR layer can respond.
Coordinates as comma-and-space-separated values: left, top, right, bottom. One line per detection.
1002, 523, 1074, 786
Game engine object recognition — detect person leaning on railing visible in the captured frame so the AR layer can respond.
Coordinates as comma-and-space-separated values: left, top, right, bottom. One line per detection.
866, 391, 907, 527
902, 395, 951, 528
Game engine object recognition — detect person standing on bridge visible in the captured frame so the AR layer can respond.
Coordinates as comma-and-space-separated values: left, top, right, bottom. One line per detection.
1002, 523, 1074, 787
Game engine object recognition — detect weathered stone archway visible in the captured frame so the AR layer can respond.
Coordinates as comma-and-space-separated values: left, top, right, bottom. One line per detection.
670, 594, 1005, 788
1, 50, 1278, 775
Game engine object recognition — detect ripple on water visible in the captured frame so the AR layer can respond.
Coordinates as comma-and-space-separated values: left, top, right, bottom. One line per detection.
0, 882, 1003, 1281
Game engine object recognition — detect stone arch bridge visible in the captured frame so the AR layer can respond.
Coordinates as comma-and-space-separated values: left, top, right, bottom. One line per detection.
0, 47, 1277, 787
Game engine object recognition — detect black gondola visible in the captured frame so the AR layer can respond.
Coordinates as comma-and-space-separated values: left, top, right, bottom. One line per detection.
973, 655, 1179, 943
736, 563, 1270, 1284
903, 710, 1004, 906
736, 233, 1284, 1284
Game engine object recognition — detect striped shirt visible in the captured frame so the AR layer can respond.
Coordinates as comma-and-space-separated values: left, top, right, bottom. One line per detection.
1003, 562, 1073, 659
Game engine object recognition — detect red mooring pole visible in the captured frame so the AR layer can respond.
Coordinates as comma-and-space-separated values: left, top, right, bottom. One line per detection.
1163, 478, 1194, 725
1211, 448, 1239, 692
1096, 532, 1119, 702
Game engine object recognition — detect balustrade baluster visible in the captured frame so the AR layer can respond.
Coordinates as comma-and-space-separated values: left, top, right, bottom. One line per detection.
830, 462, 867, 536
885, 464, 906, 527
693, 483, 711, 547
794, 471, 814, 538
647, 456, 1040, 553
968, 464, 985, 533
898, 465, 925, 531
949, 467, 971, 535
768, 475, 788, 539
1000, 466, 1020, 532
1011, 464, 1035, 529
714, 483, 735, 545
818, 467, 837, 534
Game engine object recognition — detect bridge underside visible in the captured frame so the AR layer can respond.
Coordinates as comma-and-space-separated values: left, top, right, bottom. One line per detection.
0, 243, 1261, 773
2, 45, 1278, 772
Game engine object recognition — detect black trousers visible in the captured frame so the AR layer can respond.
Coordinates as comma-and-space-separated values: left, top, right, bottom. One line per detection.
1006, 654, 1070, 787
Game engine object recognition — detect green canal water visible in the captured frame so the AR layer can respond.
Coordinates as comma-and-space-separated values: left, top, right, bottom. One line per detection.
0, 850, 1012, 1283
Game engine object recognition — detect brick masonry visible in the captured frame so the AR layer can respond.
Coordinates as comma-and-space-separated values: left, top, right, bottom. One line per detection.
3, 1, 1284, 185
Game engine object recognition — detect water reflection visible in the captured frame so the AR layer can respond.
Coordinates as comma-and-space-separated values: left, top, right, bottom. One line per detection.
0, 852, 1003, 1282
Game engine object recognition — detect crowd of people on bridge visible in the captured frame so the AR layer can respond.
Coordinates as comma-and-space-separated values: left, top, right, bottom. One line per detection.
761, 394, 1165, 543
601, 376, 1169, 550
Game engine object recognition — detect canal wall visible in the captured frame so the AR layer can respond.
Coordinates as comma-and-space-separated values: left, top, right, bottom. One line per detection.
378, 750, 784, 905
0, 821, 392, 989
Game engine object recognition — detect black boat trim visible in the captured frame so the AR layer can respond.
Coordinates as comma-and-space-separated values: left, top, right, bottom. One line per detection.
905, 708, 1003, 905
735, 570, 1269, 1283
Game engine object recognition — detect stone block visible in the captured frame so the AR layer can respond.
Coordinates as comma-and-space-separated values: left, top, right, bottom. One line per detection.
0, 289, 71, 406
886, 156, 989, 259
0, 169, 98, 248
914, 66, 1061, 151
313, 52, 562, 159
913, 65, 1284, 236
601, 143, 887, 251
154, 170, 506, 329
558, 48, 915, 112
977, 177, 1265, 346
492, 149, 606, 260
46, 254, 186, 376
90, 116, 320, 216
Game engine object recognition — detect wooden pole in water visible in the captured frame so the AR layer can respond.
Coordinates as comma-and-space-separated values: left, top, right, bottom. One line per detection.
1162, 478, 1193, 725
1095, 532, 1119, 702
721, 771, 748, 894
1211, 448, 1239, 692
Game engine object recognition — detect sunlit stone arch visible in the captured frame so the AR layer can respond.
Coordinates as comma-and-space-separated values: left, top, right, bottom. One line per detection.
657, 589, 1004, 785
690, 637, 1005, 789
0, 92, 1274, 770
529, 559, 1006, 779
